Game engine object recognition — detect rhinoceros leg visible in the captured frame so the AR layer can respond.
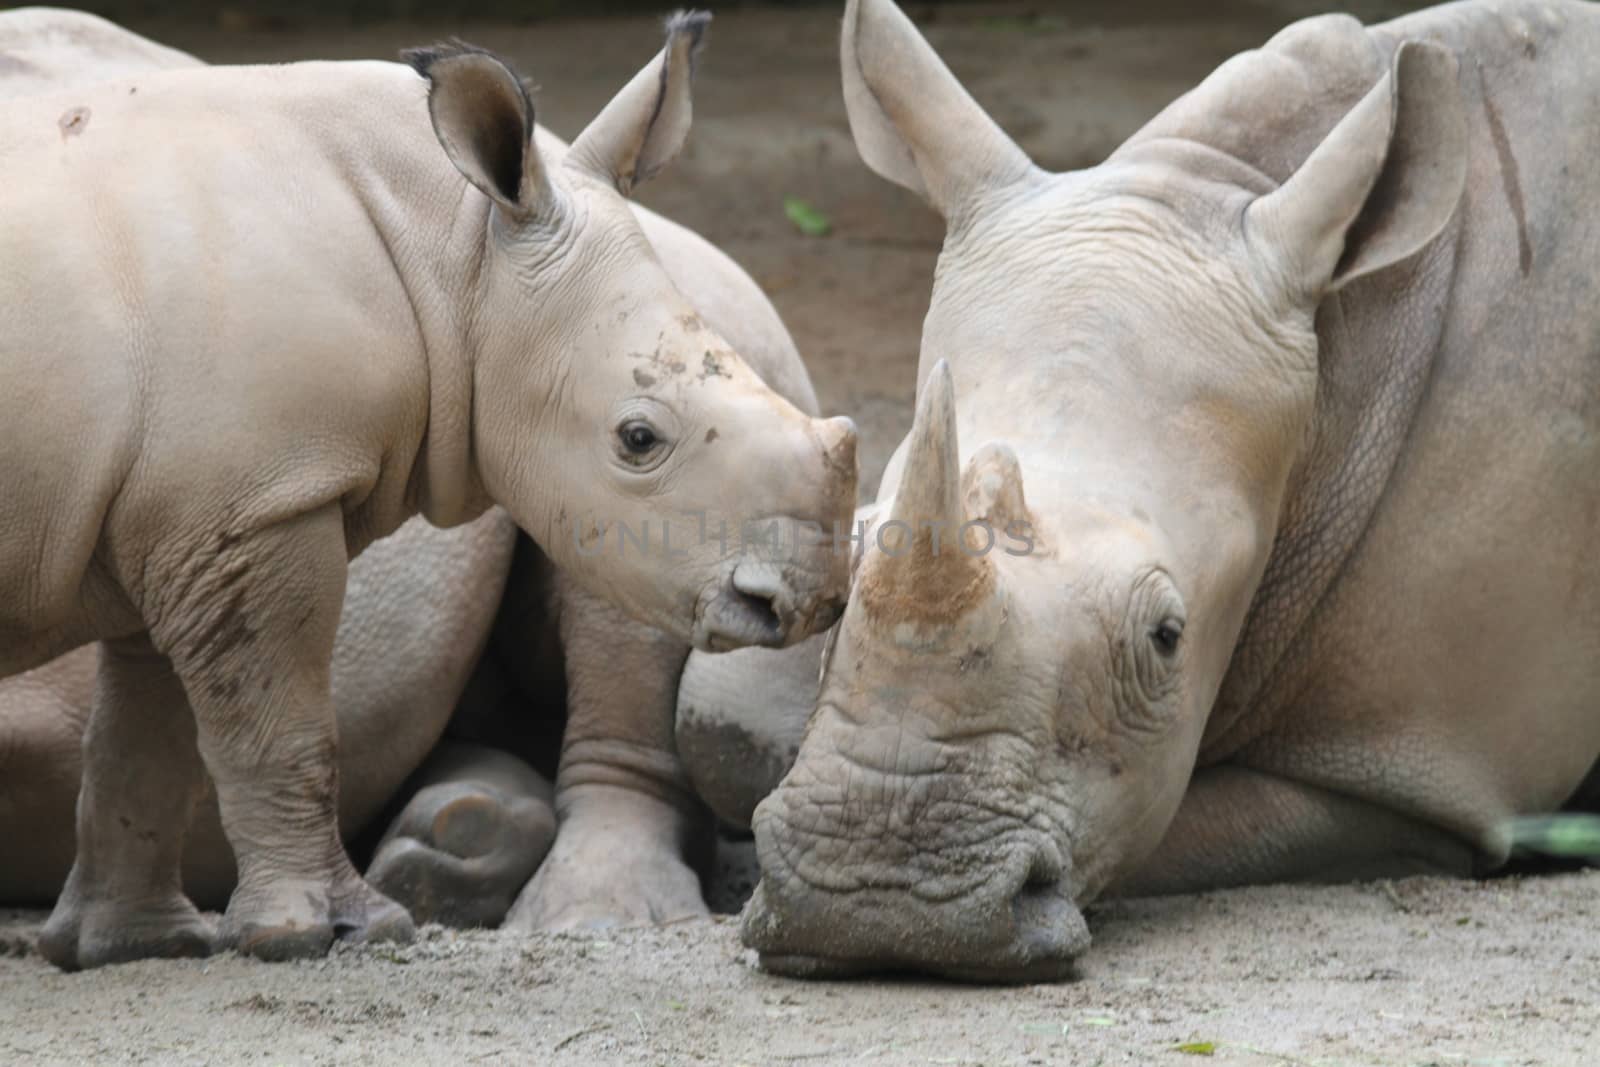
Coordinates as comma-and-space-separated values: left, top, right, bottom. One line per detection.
0, 649, 93, 904
156, 511, 414, 962
366, 741, 556, 929
36, 636, 214, 970
1111, 766, 1479, 898
504, 577, 711, 931
674, 636, 824, 831
0, 512, 518, 943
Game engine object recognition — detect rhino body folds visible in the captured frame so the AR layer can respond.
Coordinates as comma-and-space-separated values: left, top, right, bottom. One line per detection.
0, 8, 857, 969
674, 0, 1600, 980
0, 7, 824, 946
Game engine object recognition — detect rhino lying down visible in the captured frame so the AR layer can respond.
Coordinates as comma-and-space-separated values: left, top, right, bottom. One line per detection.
677, 0, 1600, 980
0, 8, 857, 970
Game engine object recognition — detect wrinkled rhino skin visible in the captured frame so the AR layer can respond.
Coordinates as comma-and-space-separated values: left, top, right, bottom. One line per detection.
679, 0, 1600, 980
0, 8, 841, 968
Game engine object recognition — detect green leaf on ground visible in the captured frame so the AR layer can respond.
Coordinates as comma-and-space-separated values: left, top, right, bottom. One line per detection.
784, 196, 831, 237
1174, 1041, 1216, 1056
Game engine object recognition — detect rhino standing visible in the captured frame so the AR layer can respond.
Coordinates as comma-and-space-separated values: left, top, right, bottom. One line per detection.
679, 0, 1600, 980
0, 8, 835, 944
0, 9, 858, 969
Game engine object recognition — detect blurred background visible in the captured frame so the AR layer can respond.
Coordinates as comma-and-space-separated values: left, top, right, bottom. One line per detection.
62, 0, 1433, 497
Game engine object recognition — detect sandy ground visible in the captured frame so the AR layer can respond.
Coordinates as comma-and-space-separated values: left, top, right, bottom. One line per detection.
4, 871, 1598, 1065
3, 3, 1596, 1064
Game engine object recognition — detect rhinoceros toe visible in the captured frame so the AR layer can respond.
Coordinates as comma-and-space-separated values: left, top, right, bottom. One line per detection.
216, 871, 414, 962
502, 796, 711, 933
37, 888, 214, 971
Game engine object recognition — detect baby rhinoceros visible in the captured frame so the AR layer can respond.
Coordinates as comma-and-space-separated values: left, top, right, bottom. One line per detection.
0, 13, 856, 970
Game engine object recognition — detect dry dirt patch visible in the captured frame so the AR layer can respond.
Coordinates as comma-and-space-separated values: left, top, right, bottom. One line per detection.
2, 871, 1597, 1065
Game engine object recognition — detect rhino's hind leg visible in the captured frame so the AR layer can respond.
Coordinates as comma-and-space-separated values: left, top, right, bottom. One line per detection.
37, 636, 214, 971
366, 742, 556, 929
504, 580, 711, 932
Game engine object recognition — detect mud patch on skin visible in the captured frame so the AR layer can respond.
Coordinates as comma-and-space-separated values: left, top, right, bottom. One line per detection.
632, 368, 657, 388
857, 528, 997, 627
574, 520, 605, 553
192, 598, 256, 665
704, 428, 719, 444
635, 346, 687, 378
181, 579, 258, 696
677, 715, 795, 828
700, 351, 730, 380
57, 107, 90, 139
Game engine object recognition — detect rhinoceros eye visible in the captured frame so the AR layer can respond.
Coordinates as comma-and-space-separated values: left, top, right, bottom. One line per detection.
1150, 617, 1184, 657
610, 400, 679, 475
619, 421, 658, 456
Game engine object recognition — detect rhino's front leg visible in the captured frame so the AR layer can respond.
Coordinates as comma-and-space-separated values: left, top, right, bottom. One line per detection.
157, 508, 412, 960
37, 635, 213, 971
366, 741, 556, 929
1111, 765, 1481, 898
505, 578, 710, 931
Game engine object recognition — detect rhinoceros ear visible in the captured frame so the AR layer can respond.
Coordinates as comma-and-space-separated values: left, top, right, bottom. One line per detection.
566, 11, 708, 196
842, 0, 1037, 221
405, 43, 552, 218
1246, 41, 1467, 295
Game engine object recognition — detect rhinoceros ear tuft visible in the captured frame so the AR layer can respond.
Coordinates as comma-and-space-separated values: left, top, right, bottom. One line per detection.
405, 41, 552, 217
842, 0, 1037, 221
566, 11, 709, 196
1246, 41, 1467, 296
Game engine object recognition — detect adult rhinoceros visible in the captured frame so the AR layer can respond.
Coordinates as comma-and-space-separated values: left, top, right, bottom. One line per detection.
677, 0, 1600, 980
0, 7, 857, 970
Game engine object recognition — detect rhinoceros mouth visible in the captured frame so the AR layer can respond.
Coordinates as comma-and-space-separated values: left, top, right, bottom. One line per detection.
694, 562, 847, 652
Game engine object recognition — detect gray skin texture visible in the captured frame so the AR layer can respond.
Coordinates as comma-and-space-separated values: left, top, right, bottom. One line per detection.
0, 11, 823, 936
0, 9, 853, 970
676, 0, 1600, 981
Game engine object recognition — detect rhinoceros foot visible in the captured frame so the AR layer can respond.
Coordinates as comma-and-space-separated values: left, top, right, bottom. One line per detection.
38, 873, 213, 971
504, 788, 710, 932
367, 781, 556, 929
215, 867, 413, 962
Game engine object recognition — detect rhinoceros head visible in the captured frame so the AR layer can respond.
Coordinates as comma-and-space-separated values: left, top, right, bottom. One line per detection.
742, 0, 1467, 978
407, 15, 857, 652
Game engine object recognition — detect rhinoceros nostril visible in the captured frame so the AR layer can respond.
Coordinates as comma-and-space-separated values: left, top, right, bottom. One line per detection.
731, 562, 790, 623
732, 588, 781, 633
1002, 842, 1090, 965
1022, 841, 1064, 889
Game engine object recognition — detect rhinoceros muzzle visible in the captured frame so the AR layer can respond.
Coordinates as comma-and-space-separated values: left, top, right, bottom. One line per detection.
740, 801, 1092, 982
694, 562, 847, 653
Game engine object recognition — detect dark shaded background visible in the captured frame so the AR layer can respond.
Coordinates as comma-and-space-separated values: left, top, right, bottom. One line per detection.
73, 0, 1433, 32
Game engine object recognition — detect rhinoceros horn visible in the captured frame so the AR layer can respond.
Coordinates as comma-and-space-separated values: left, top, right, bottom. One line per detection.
860, 361, 1002, 635
961, 441, 1029, 534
